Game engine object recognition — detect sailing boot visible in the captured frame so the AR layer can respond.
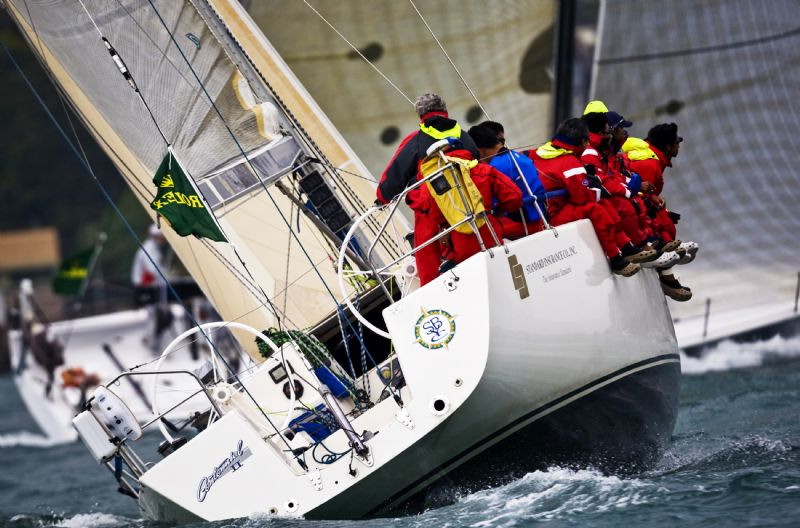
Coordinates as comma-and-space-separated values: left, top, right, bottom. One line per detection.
609, 255, 640, 277
659, 271, 692, 301
620, 241, 658, 263
676, 241, 700, 265
641, 250, 680, 269
438, 259, 457, 274
659, 238, 682, 253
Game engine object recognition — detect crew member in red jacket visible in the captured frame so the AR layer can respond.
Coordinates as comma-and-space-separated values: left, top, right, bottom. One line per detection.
606, 112, 652, 237
529, 118, 640, 277
606, 111, 680, 270
376, 93, 479, 285
623, 124, 682, 249
608, 111, 681, 268
623, 123, 697, 301
580, 106, 655, 263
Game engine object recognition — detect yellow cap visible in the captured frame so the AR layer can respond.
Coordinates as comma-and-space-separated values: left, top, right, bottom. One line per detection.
583, 100, 609, 115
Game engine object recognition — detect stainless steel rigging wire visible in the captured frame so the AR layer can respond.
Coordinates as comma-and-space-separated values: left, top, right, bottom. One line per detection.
301, 0, 414, 106
407, 0, 491, 120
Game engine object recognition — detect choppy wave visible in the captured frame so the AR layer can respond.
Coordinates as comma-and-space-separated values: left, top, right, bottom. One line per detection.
437, 467, 650, 527
0, 431, 60, 449
655, 434, 792, 476
681, 334, 800, 374
5, 513, 134, 528
51, 513, 132, 528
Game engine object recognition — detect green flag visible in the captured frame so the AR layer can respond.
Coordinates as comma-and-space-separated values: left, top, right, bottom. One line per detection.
150, 151, 226, 242
52, 247, 95, 296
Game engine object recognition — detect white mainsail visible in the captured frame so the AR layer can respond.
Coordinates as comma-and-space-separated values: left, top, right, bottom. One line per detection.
592, 0, 800, 323
245, 0, 557, 176
6, 0, 404, 356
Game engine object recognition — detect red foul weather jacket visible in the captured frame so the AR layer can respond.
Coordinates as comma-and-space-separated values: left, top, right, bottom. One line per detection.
624, 141, 670, 196
529, 140, 622, 259
581, 132, 631, 198
579, 132, 607, 174
529, 139, 601, 217
623, 139, 676, 241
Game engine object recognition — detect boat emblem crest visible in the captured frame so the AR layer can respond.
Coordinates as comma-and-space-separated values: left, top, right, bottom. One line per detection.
414, 308, 456, 349
197, 440, 252, 502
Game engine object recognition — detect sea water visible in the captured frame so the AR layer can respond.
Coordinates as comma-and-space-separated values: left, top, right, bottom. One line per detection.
1, 336, 798, 528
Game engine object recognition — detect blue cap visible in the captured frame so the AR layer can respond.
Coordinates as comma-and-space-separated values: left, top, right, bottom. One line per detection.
607, 111, 632, 129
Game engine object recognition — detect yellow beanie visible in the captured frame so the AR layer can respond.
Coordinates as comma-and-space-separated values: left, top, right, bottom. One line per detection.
583, 100, 609, 115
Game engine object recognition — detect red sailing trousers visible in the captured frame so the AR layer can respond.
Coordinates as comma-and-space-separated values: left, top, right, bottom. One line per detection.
550, 202, 620, 259
652, 208, 677, 242
607, 196, 648, 245
598, 199, 632, 248
414, 210, 443, 286
449, 217, 505, 264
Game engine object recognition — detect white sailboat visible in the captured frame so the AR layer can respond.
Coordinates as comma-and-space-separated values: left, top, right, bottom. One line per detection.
590, 0, 800, 354
5, 0, 680, 522
8, 280, 213, 443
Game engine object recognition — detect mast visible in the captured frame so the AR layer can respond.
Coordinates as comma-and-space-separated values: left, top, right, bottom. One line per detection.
553, 0, 576, 128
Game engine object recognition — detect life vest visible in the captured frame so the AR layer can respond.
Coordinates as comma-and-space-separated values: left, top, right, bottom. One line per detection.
622, 137, 659, 161
535, 141, 573, 160
490, 150, 544, 221
419, 154, 486, 234
419, 121, 461, 140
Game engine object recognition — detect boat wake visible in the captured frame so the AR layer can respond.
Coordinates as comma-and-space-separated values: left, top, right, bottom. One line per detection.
6, 512, 134, 528
416, 467, 651, 527
680, 334, 800, 374
0, 431, 65, 449
50, 513, 132, 528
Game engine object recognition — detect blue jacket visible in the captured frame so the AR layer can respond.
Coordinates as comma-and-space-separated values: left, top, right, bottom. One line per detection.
490, 150, 545, 221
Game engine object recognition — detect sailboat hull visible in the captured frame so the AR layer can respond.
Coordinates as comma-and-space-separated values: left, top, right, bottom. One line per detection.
309, 355, 679, 518
311, 220, 681, 518
120, 221, 680, 523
